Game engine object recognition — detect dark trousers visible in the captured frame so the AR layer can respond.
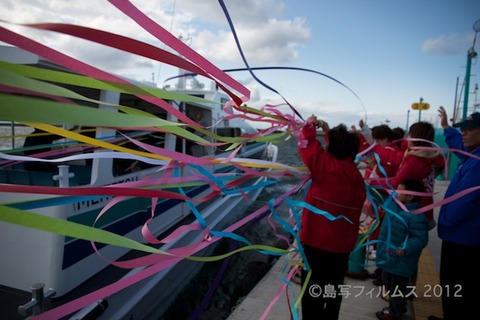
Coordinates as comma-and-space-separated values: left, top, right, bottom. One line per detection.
301, 245, 349, 320
381, 270, 409, 317
440, 240, 480, 320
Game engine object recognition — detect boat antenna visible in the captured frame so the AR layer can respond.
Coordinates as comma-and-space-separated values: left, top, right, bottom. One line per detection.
155, 0, 177, 85
177, 34, 192, 90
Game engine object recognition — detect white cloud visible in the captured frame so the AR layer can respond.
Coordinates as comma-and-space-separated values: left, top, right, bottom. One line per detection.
166, 1, 310, 66
192, 17, 310, 65
1, 0, 311, 77
421, 33, 471, 55
247, 84, 261, 103
173, 0, 286, 26
0, 2, 433, 125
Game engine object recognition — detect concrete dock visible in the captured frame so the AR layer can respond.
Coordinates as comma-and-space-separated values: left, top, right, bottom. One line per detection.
228, 180, 449, 320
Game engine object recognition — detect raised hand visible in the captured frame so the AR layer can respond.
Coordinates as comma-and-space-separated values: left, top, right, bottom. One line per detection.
438, 106, 449, 129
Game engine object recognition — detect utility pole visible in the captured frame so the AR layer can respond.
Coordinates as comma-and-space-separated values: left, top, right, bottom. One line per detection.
406, 109, 410, 131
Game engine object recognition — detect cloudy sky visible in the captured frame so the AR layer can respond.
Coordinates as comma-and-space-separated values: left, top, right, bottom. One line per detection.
1, 0, 479, 130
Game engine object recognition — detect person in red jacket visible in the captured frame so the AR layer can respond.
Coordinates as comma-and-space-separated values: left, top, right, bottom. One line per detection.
367, 125, 402, 178
370, 121, 445, 228
361, 125, 403, 285
298, 115, 366, 320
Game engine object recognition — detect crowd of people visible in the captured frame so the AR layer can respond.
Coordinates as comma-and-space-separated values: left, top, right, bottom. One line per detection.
295, 108, 480, 320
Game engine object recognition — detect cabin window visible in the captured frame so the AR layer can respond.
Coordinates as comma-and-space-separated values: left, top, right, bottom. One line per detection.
112, 93, 169, 176
215, 127, 243, 154
175, 106, 210, 157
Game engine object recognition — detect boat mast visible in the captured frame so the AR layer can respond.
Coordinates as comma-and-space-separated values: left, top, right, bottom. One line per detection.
461, 19, 480, 121
177, 34, 191, 90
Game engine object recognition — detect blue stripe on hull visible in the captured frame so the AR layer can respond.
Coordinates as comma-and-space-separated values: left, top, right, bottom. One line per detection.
62, 184, 208, 269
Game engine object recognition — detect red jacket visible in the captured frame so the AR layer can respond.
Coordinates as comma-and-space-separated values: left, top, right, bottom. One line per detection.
360, 137, 405, 178
368, 144, 403, 178
371, 149, 445, 221
298, 123, 366, 253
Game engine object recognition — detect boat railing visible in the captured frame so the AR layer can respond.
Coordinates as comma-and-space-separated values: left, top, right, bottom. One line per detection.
0, 164, 89, 187
17, 283, 56, 318
53, 165, 75, 187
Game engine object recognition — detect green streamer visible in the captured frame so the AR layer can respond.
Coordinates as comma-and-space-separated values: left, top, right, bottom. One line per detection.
0, 205, 168, 255
0, 61, 214, 104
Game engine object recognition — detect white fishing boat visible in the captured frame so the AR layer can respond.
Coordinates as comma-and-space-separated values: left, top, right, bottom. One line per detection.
0, 46, 279, 319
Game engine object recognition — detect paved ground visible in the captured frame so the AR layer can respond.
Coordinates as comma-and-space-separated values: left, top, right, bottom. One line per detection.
228, 180, 449, 320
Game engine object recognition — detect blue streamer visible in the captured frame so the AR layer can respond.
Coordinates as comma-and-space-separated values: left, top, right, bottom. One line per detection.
285, 198, 353, 224
6, 195, 105, 210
